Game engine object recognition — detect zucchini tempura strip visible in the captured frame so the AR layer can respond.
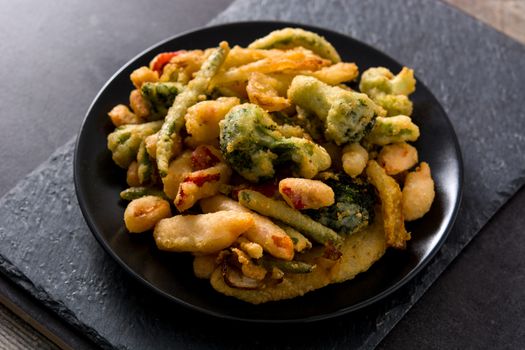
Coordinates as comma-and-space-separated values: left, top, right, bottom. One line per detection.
120, 187, 168, 201
107, 120, 163, 168
156, 41, 230, 177
200, 195, 294, 261
260, 257, 315, 273
137, 141, 155, 184
366, 160, 410, 249
238, 190, 343, 247
248, 27, 342, 63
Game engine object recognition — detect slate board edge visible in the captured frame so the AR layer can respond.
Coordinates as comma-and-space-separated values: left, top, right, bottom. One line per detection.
0, 257, 114, 350
0, 139, 117, 350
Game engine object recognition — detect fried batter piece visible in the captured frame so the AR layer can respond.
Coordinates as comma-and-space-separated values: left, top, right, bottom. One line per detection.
246, 72, 291, 112
247, 27, 342, 63
366, 160, 410, 249
209, 213, 386, 304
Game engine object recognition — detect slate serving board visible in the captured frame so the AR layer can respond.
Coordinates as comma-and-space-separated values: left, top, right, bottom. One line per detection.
0, 0, 524, 349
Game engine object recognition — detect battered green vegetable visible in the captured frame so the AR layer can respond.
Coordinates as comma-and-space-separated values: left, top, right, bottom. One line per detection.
107, 120, 163, 168
238, 190, 343, 247
141, 82, 184, 120
307, 174, 376, 235
137, 141, 154, 184
372, 94, 413, 117
359, 67, 416, 117
365, 115, 420, 145
288, 75, 385, 145
248, 27, 341, 63
293, 106, 325, 141
219, 103, 331, 182
276, 223, 312, 252
260, 257, 315, 273
120, 187, 169, 201
156, 42, 230, 177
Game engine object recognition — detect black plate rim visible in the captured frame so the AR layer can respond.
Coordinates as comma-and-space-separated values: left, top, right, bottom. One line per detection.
74, 20, 464, 323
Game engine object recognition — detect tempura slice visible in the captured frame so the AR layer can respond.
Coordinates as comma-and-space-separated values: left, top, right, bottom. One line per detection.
154, 211, 254, 254
366, 160, 410, 249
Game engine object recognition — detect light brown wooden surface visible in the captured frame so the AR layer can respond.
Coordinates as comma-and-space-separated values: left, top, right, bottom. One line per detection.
444, 0, 525, 44
0, 1, 523, 349
0, 303, 57, 350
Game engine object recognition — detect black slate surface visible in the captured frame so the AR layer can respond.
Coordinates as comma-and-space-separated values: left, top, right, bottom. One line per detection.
378, 185, 525, 349
1, 0, 524, 349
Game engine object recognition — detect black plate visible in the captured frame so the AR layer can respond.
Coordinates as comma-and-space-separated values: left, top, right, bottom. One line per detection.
74, 21, 463, 322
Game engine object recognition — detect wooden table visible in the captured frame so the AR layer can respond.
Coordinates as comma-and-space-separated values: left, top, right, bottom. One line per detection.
1, 1, 523, 349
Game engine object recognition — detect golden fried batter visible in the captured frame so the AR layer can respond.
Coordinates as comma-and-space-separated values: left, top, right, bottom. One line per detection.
210, 214, 386, 304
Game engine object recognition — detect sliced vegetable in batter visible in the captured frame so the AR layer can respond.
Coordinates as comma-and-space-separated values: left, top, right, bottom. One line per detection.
366, 160, 410, 249
156, 42, 230, 177
248, 27, 342, 63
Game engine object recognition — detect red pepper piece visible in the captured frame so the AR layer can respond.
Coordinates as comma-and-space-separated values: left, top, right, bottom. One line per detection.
183, 173, 221, 187
150, 51, 185, 73
191, 146, 221, 171
280, 186, 305, 209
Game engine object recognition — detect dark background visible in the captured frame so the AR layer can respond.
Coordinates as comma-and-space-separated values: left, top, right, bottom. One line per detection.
0, 0, 523, 348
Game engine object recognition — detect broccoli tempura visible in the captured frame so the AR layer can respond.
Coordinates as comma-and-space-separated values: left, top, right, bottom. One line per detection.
288, 75, 385, 145
359, 67, 416, 116
219, 103, 331, 182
